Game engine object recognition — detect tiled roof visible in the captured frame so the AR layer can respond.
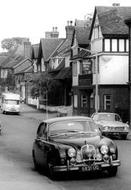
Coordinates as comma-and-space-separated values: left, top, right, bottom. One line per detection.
0, 53, 8, 67
1, 55, 24, 68
15, 65, 33, 74
40, 38, 64, 61
71, 49, 90, 60
75, 20, 90, 45
55, 39, 72, 55
14, 58, 32, 74
96, 6, 131, 37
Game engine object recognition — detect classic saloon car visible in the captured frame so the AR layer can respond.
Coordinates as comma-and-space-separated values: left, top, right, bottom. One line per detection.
32, 116, 120, 179
91, 112, 129, 139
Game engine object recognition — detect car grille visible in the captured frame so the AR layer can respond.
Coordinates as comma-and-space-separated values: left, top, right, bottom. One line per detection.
108, 126, 125, 131
81, 144, 96, 159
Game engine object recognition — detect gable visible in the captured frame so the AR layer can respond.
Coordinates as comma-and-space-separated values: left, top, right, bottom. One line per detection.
40, 38, 64, 61
91, 14, 103, 41
72, 34, 79, 56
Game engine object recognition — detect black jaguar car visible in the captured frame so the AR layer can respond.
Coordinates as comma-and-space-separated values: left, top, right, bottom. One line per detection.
32, 116, 120, 179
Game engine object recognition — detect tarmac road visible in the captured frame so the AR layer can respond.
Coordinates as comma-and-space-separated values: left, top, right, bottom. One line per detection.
0, 104, 131, 190
0, 104, 64, 190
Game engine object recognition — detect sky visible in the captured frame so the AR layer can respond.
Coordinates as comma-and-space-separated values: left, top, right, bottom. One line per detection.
0, 0, 131, 51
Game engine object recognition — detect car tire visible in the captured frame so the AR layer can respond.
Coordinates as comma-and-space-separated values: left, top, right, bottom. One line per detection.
32, 150, 41, 171
107, 166, 118, 177
47, 162, 56, 180
121, 134, 127, 140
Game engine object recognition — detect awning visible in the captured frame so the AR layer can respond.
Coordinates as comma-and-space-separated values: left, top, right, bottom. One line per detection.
55, 67, 72, 80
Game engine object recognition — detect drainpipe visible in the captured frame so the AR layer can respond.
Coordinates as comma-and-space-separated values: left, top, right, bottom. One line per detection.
125, 18, 131, 126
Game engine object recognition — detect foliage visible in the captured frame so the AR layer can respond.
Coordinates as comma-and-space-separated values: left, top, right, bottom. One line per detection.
30, 72, 63, 105
0, 71, 15, 92
1, 37, 28, 51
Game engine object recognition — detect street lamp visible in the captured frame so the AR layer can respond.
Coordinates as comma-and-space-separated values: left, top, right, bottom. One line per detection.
72, 46, 99, 113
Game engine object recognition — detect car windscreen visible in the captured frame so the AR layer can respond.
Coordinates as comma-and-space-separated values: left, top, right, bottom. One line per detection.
4, 100, 19, 105
96, 114, 121, 121
49, 120, 99, 135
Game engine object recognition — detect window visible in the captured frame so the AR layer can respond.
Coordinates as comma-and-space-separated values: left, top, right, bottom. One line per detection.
103, 95, 111, 111
104, 39, 110, 52
90, 93, 94, 109
126, 39, 129, 52
81, 95, 88, 108
112, 39, 117, 52
73, 62, 77, 76
74, 95, 78, 108
104, 38, 128, 52
37, 123, 47, 137
119, 39, 125, 52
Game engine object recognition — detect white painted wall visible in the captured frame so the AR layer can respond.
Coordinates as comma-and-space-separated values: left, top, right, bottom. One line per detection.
93, 55, 128, 85
72, 61, 80, 86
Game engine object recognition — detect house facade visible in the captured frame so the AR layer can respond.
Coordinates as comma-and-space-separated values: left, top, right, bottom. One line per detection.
72, 6, 131, 122
30, 22, 74, 107
71, 19, 93, 116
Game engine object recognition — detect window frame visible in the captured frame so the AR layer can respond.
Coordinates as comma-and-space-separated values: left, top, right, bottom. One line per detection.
81, 94, 88, 108
103, 94, 112, 111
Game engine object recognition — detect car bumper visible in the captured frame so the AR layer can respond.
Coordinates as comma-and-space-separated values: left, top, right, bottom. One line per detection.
102, 131, 128, 136
52, 160, 121, 172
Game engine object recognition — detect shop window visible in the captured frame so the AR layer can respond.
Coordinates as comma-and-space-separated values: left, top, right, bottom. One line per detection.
104, 94, 111, 111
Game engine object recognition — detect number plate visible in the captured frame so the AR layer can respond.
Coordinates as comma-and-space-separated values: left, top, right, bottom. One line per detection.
81, 165, 99, 171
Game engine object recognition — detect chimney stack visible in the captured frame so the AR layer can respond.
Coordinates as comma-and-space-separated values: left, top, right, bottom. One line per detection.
45, 27, 59, 38
65, 20, 75, 39
24, 41, 32, 59
112, 3, 120, 7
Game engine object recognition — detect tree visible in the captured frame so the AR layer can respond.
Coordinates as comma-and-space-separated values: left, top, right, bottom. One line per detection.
1, 37, 27, 51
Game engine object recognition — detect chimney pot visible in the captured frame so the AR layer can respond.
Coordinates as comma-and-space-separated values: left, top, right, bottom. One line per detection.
112, 3, 120, 7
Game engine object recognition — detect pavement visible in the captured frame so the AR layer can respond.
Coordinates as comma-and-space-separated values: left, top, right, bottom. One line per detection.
20, 103, 57, 122
20, 103, 131, 140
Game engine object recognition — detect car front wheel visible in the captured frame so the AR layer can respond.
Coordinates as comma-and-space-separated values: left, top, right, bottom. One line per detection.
32, 150, 41, 171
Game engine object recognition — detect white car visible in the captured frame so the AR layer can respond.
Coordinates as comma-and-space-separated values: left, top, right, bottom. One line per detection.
91, 112, 129, 139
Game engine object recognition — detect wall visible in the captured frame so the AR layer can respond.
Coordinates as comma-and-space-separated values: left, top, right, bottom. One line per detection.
99, 85, 129, 122
93, 54, 128, 85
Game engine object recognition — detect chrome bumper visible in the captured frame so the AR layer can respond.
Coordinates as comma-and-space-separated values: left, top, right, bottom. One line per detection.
53, 160, 121, 172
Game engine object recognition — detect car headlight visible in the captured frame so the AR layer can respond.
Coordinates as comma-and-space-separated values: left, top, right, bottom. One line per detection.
68, 148, 76, 157
124, 125, 129, 131
59, 149, 66, 158
110, 146, 116, 153
102, 126, 109, 131
100, 144, 109, 154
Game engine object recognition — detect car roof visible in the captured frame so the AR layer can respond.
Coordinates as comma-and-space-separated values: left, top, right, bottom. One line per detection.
93, 112, 117, 115
43, 116, 92, 124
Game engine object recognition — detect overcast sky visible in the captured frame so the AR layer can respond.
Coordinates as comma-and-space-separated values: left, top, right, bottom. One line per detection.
0, 0, 131, 50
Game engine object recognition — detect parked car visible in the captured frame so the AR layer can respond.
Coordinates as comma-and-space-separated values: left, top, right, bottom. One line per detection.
91, 112, 129, 139
32, 116, 120, 179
